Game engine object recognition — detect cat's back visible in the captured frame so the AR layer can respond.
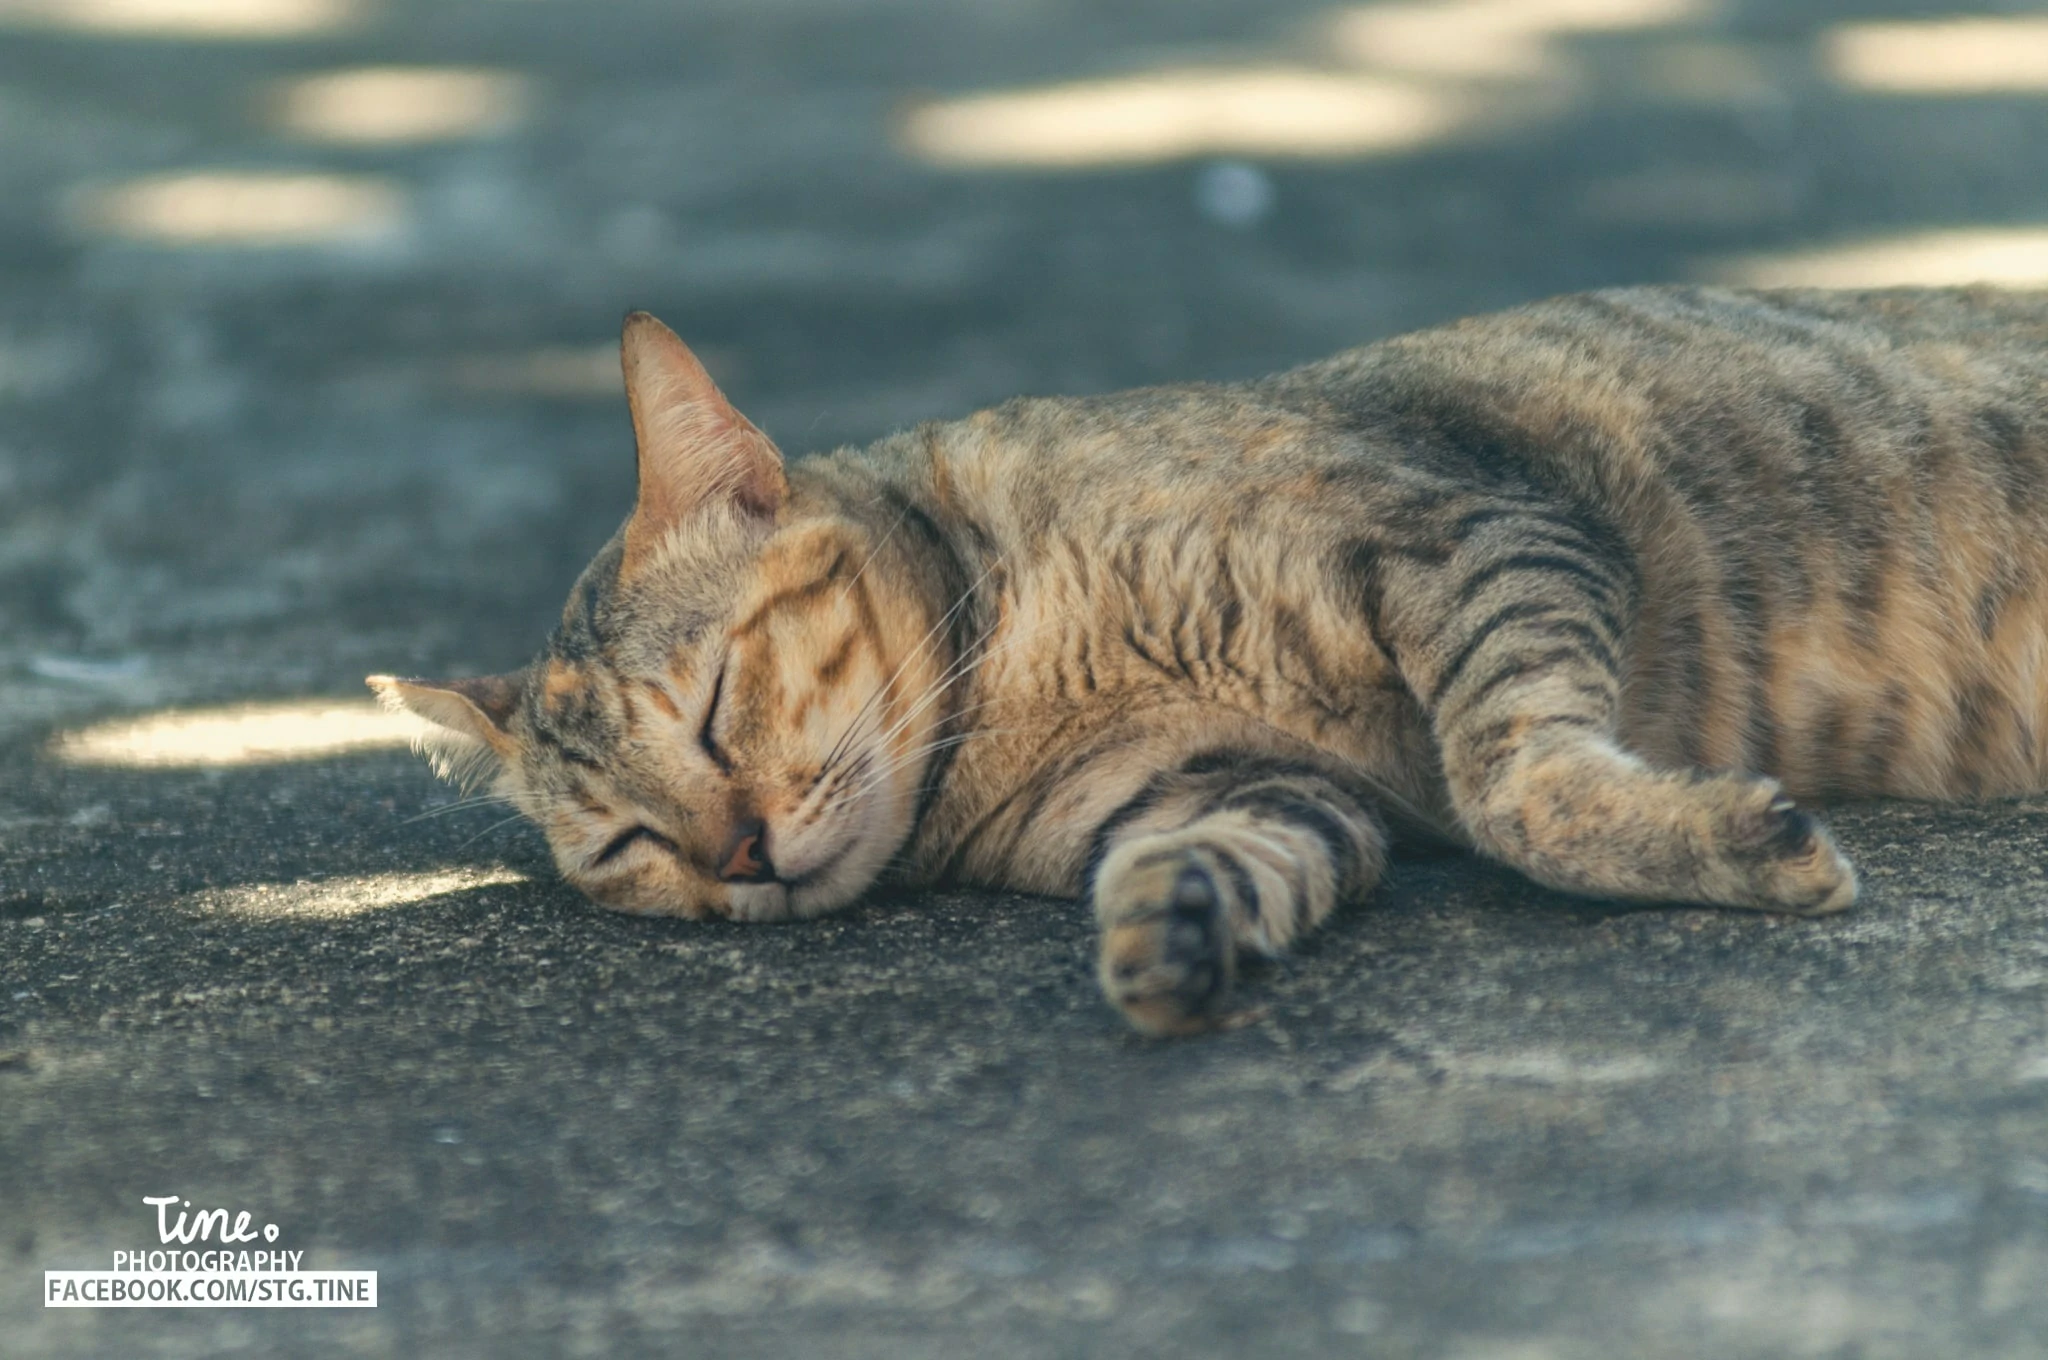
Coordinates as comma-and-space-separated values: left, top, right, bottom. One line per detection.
1285, 285, 2048, 801
902, 286, 2048, 817
1285, 285, 2048, 481
954, 285, 2048, 509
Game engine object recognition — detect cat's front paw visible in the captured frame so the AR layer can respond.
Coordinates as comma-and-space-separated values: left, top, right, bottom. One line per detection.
1719, 782, 1858, 916
1095, 854, 1237, 1037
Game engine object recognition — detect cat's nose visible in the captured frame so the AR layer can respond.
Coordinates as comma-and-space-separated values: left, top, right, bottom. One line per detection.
718, 818, 776, 883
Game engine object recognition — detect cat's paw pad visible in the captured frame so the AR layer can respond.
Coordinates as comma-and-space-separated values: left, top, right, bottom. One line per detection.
1097, 859, 1236, 1037
1725, 785, 1857, 916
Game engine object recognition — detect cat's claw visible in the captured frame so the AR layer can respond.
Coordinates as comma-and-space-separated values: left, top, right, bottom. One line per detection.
1729, 784, 1858, 916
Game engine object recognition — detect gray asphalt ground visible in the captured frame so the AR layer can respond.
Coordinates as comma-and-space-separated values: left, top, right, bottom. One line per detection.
8, 1, 2048, 1356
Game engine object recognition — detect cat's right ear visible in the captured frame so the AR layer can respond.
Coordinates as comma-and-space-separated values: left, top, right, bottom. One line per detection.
367, 672, 522, 785
619, 311, 786, 575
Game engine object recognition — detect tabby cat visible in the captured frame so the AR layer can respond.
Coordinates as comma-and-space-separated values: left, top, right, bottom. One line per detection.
372, 287, 2048, 1035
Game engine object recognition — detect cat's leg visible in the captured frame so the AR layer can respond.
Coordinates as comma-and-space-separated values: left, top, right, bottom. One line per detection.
1411, 534, 1857, 915
1086, 753, 1388, 1036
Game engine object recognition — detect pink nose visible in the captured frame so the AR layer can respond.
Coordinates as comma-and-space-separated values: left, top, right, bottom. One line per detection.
718, 818, 774, 883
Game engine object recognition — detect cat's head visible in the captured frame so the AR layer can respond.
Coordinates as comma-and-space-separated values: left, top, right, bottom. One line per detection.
371, 313, 960, 921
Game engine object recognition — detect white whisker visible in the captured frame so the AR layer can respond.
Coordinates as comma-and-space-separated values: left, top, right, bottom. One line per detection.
456, 810, 541, 850
838, 499, 913, 604
400, 792, 522, 825
820, 551, 1008, 775
839, 727, 1019, 803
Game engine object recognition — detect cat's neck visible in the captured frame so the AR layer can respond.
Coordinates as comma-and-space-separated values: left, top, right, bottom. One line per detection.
791, 432, 1002, 847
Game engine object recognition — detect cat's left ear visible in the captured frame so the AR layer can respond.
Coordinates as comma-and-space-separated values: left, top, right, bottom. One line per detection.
619, 311, 786, 573
367, 672, 522, 783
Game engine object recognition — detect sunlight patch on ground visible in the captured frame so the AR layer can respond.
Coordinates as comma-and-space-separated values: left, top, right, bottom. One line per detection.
1329, 1048, 1666, 1091
71, 171, 405, 247
0, 0, 362, 38
270, 67, 529, 145
53, 699, 430, 768
1708, 227, 2048, 289
901, 0, 1715, 169
209, 868, 528, 919
1824, 17, 2048, 95
1327, 0, 1708, 81
902, 67, 1479, 168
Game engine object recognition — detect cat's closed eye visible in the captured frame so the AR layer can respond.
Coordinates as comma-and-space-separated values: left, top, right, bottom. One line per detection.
591, 825, 676, 869
698, 660, 733, 773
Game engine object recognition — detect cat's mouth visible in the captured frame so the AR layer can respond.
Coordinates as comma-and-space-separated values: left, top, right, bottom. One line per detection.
724, 777, 902, 921
725, 842, 854, 922
777, 854, 837, 893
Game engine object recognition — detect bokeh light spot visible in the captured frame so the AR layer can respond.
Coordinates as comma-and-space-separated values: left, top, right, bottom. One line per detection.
0, 0, 362, 39
1710, 228, 2048, 289
1825, 18, 2048, 95
903, 0, 1715, 170
901, 67, 1476, 169
71, 171, 406, 246
271, 66, 529, 145
1327, 0, 1709, 82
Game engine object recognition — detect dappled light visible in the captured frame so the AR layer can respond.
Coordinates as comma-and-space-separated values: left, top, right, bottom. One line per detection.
900, 0, 1718, 169
1825, 17, 2048, 95
208, 868, 528, 918
902, 67, 1478, 168
53, 699, 430, 768
0, 0, 362, 39
270, 67, 530, 145
70, 170, 405, 246
11, 2, 2048, 1351
1710, 227, 2048, 290
1326, 0, 1710, 81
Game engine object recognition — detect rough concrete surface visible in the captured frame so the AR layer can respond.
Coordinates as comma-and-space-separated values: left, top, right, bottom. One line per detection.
6, 1, 2048, 1356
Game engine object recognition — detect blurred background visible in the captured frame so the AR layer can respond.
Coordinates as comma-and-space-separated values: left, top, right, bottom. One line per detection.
11, 6, 2048, 1357
5, 0, 2048, 733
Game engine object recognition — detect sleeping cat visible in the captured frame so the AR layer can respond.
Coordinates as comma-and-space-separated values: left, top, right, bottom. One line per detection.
372, 286, 2048, 1035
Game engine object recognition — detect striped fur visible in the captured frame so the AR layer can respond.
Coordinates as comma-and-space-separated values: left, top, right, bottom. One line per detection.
375, 287, 2048, 1035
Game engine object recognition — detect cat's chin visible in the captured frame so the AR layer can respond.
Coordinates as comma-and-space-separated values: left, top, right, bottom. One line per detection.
724, 882, 803, 923
725, 871, 855, 923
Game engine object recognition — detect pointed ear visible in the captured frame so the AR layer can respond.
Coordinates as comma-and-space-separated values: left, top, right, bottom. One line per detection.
367, 672, 522, 784
620, 311, 786, 572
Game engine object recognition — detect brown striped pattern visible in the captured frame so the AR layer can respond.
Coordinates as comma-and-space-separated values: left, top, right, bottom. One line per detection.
376, 286, 2048, 1035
